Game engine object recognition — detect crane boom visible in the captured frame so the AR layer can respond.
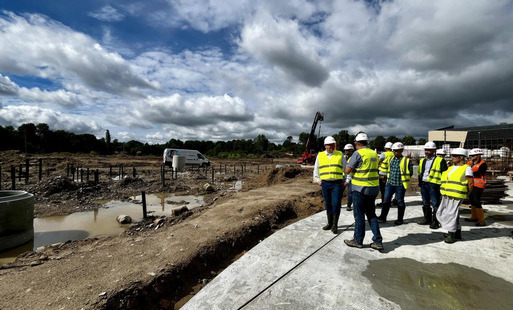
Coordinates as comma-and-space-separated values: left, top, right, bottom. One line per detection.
297, 111, 324, 165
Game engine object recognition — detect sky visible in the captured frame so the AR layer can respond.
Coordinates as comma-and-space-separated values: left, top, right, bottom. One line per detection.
0, 0, 512, 144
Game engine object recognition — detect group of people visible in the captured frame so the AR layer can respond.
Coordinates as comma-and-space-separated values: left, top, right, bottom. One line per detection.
313, 132, 488, 251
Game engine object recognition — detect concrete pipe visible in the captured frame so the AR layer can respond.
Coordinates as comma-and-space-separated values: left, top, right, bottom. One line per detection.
0, 190, 35, 252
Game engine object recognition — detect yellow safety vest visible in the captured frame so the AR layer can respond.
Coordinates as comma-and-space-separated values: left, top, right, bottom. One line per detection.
418, 157, 443, 185
379, 151, 394, 173
440, 165, 469, 199
352, 147, 379, 187
387, 156, 411, 189
427, 157, 444, 185
318, 151, 345, 180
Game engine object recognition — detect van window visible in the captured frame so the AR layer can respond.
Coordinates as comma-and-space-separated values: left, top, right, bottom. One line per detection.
197, 154, 204, 159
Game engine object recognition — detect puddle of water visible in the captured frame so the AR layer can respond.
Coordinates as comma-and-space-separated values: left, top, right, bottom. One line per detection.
362, 258, 513, 309
0, 193, 203, 266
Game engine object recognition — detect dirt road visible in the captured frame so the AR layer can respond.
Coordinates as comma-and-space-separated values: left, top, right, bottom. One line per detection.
0, 153, 325, 310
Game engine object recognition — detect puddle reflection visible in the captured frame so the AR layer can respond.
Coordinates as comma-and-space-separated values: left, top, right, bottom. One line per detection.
0, 193, 203, 265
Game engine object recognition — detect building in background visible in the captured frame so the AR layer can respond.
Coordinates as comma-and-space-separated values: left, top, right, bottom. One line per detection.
428, 123, 513, 150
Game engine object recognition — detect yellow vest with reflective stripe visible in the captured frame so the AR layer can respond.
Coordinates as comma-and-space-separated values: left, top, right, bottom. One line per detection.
318, 151, 345, 180
440, 165, 468, 199
379, 151, 394, 173
352, 147, 379, 187
427, 157, 444, 185
387, 156, 411, 189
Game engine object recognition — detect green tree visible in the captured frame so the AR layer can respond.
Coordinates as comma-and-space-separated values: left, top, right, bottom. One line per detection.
370, 135, 386, 151
417, 138, 427, 145
253, 134, 269, 154
386, 135, 400, 144
401, 135, 416, 145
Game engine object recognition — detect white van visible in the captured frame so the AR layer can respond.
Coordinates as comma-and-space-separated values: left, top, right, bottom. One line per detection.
163, 148, 210, 167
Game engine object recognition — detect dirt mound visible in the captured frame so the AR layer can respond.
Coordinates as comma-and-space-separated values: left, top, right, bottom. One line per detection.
249, 166, 306, 187
38, 176, 78, 196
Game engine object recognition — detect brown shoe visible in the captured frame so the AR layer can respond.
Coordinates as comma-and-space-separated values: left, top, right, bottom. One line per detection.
370, 242, 384, 251
344, 239, 363, 248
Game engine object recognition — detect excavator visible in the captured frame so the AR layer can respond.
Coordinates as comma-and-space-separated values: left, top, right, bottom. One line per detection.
297, 111, 324, 165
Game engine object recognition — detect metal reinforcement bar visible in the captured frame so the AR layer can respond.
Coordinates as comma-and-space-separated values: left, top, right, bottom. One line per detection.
237, 221, 355, 310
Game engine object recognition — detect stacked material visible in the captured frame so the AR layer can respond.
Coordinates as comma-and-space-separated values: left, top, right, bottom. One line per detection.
482, 179, 508, 204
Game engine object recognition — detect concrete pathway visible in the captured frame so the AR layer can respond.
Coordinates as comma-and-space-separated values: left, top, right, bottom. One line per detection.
183, 180, 513, 310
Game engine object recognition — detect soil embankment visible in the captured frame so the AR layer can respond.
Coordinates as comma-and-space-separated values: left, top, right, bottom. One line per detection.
0, 152, 325, 309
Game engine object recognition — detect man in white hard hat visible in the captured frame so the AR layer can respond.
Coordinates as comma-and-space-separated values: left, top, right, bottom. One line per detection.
437, 148, 473, 243
465, 148, 487, 226
417, 141, 448, 229
344, 132, 383, 251
343, 144, 355, 211
436, 149, 445, 157
313, 136, 347, 234
378, 142, 394, 205
377, 142, 413, 225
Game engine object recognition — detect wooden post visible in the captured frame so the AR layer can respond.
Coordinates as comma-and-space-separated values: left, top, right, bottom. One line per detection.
211, 168, 215, 183
11, 165, 16, 190
142, 191, 147, 219
109, 165, 112, 176
121, 165, 124, 179
39, 158, 43, 181
80, 168, 84, 182
224, 164, 227, 174
241, 164, 244, 176
18, 164, 22, 182
234, 164, 236, 175
161, 165, 165, 186
94, 169, 99, 185
72, 166, 75, 182
86, 168, 90, 181
25, 158, 29, 185
257, 164, 260, 174
132, 167, 136, 178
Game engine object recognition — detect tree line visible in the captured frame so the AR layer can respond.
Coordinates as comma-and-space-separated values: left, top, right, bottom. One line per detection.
0, 123, 426, 158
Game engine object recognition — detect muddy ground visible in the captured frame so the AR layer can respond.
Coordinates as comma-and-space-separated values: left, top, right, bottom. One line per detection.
0, 151, 328, 309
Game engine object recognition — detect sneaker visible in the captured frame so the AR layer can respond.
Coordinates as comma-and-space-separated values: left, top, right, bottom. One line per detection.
346, 206, 352, 211
370, 242, 384, 251
377, 217, 387, 223
344, 239, 363, 248
394, 220, 403, 226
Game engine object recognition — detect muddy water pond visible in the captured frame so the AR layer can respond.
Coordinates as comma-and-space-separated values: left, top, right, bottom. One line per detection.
0, 193, 203, 265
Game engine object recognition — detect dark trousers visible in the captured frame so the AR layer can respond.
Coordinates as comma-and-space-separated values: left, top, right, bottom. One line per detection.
469, 187, 484, 208
352, 191, 382, 244
321, 181, 343, 214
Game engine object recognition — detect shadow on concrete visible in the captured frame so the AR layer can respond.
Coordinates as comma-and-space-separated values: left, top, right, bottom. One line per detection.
383, 227, 513, 252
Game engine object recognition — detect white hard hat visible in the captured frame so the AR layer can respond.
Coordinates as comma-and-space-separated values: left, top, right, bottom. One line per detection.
469, 148, 483, 156
343, 144, 354, 150
324, 136, 336, 145
392, 142, 404, 150
424, 141, 436, 149
355, 132, 368, 142
451, 148, 468, 156
384, 142, 393, 149
436, 149, 445, 155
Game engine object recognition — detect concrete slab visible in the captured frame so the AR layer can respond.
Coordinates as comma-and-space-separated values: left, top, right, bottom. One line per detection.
183, 183, 513, 310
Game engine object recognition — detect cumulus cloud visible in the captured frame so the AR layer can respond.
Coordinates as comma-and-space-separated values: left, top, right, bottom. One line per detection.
88, 5, 125, 22
240, 9, 329, 87
0, 105, 101, 133
134, 93, 254, 126
0, 12, 155, 96
0, 73, 19, 96
18, 88, 81, 108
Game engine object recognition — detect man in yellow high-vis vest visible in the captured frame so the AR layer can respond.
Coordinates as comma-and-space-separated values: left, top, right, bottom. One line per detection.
377, 142, 413, 225
344, 132, 383, 251
378, 142, 394, 206
313, 136, 347, 234
436, 148, 474, 243
417, 142, 448, 229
